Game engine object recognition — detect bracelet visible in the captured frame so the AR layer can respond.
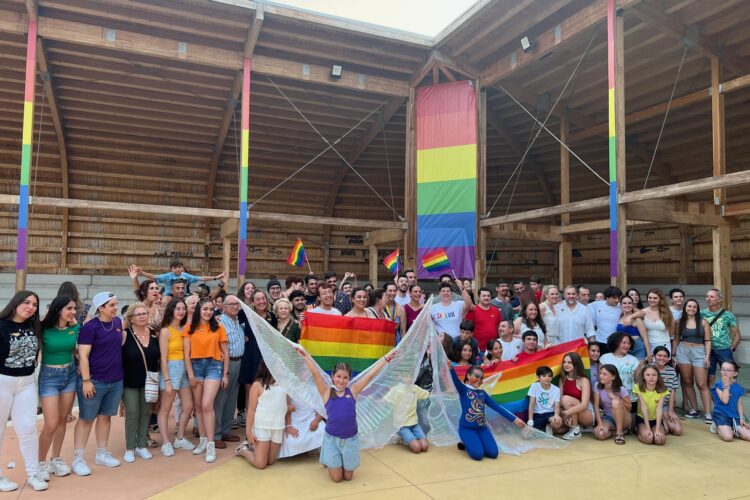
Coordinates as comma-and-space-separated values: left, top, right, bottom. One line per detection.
83, 379, 91, 383
164, 379, 171, 382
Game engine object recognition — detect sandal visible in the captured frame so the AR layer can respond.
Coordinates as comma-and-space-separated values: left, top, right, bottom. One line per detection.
66, 414, 77, 423
147, 439, 159, 448
615, 434, 625, 445
235, 441, 251, 456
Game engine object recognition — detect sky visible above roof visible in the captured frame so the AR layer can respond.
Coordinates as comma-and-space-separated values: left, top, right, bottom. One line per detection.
273, 0, 478, 36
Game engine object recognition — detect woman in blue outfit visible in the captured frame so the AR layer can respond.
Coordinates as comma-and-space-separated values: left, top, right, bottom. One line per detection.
449, 364, 526, 460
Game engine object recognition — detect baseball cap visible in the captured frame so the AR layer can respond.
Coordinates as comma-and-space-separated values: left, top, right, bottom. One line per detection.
92, 292, 116, 313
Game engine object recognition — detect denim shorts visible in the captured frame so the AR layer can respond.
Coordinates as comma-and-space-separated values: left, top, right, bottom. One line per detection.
601, 414, 616, 427
675, 343, 707, 368
38, 363, 77, 398
160, 360, 189, 390
77, 378, 124, 421
191, 358, 223, 382
708, 348, 735, 376
398, 423, 426, 444
629, 337, 647, 360
713, 413, 740, 430
320, 432, 360, 471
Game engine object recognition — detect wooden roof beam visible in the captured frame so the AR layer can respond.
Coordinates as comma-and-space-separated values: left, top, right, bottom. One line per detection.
630, 2, 750, 76
0, 194, 407, 229
626, 199, 734, 227
481, 0, 643, 86
23, 15, 409, 96
485, 223, 562, 242
207, 7, 263, 210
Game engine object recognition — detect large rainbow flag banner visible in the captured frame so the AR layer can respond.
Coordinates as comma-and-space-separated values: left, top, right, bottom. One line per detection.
416, 81, 477, 279
454, 339, 590, 418
300, 313, 397, 375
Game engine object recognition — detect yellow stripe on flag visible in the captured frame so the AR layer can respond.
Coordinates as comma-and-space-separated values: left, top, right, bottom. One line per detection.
299, 339, 390, 359
416, 144, 476, 183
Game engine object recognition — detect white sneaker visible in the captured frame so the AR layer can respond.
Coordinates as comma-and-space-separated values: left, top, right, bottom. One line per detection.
26, 474, 48, 491
174, 437, 195, 450
161, 443, 175, 457
135, 447, 153, 460
72, 457, 91, 476
95, 451, 121, 468
38, 461, 50, 481
192, 437, 208, 455
123, 450, 135, 463
205, 441, 216, 463
0, 475, 18, 492
709, 422, 717, 434
49, 457, 71, 477
562, 426, 582, 440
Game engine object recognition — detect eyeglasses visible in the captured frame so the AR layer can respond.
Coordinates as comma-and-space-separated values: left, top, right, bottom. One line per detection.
133, 312, 148, 317
720, 368, 735, 373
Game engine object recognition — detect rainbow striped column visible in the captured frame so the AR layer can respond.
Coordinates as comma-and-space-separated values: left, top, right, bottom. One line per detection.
607, 0, 618, 279
237, 58, 251, 279
16, 19, 38, 282
415, 81, 477, 279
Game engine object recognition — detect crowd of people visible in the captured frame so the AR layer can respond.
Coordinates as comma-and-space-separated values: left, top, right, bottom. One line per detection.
0, 259, 746, 491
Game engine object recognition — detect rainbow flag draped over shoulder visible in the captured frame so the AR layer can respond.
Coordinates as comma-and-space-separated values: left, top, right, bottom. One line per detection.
383, 248, 400, 274
287, 238, 307, 267
454, 339, 590, 418
416, 81, 477, 279
300, 312, 397, 375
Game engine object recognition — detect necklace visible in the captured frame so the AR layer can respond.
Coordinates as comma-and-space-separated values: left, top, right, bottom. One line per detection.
100, 318, 114, 332
132, 327, 149, 343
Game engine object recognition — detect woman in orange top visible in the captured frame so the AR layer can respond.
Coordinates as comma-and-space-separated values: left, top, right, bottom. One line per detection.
183, 298, 228, 464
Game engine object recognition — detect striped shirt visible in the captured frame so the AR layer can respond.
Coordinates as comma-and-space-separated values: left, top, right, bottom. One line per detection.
219, 314, 245, 358
658, 365, 679, 405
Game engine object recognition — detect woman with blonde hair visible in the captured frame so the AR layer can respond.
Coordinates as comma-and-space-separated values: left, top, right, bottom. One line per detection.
273, 298, 300, 343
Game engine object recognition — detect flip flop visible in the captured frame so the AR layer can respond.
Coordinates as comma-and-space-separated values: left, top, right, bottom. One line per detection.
235, 441, 251, 456
615, 434, 625, 445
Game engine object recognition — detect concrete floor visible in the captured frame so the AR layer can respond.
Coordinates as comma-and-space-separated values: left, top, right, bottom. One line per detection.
152, 418, 750, 500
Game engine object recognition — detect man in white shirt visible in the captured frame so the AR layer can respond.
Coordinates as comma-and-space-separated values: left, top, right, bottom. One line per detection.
394, 274, 410, 307
430, 282, 468, 338
310, 284, 342, 316
556, 285, 592, 343
587, 286, 622, 353
576, 286, 591, 306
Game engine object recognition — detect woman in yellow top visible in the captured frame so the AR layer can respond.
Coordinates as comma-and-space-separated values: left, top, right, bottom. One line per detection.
157, 299, 195, 457
183, 298, 229, 464
633, 365, 669, 446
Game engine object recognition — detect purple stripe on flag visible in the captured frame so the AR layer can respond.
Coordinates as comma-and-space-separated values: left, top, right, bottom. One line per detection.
417, 245, 474, 279
16, 228, 27, 270
610, 230, 617, 277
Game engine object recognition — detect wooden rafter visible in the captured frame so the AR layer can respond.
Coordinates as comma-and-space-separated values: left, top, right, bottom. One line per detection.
206, 7, 263, 210
481, 0, 643, 86
630, 2, 750, 76
0, 13, 410, 96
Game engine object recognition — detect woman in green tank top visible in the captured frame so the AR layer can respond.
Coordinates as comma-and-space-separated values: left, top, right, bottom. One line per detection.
38, 296, 80, 478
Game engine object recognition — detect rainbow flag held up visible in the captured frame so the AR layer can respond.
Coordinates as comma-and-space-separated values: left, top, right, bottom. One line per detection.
300, 313, 397, 376
454, 339, 590, 419
287, 238, 307, 267
383, 248, 400, 274
421, 248, 450, 272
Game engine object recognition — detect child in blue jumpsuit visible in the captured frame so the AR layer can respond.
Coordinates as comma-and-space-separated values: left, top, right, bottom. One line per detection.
449, 365, 526, 460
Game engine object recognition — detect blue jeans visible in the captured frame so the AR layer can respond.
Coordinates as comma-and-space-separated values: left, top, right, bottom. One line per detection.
398, 424, 426, 444
709, 348, 735, 376
191, 358, 223, 381
77, 378, 123, 421
38, 363, 77, 398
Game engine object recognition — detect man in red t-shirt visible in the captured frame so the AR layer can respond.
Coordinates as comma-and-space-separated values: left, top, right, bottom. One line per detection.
530, 276, 543, 304
465, 287, 503, 349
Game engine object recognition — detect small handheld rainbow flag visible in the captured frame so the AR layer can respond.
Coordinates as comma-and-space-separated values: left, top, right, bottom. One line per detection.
421, 248, 450, 272
287, 238, 307, 267
383, 248, 400, 274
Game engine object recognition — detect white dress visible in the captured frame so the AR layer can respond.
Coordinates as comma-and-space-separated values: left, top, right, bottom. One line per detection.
541, 302, 558, 345
278, 397, 326, 459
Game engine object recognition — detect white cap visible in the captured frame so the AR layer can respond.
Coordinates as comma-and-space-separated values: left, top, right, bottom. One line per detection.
92, 291, 116, 313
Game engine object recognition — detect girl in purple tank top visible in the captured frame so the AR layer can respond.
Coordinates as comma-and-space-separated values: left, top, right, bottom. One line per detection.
297, 348, 396, 483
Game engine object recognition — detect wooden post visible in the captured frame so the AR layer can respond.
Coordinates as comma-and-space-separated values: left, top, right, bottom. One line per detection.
679, 225, 691, 285
559, 115, 573, 287
475, 86, 487, 286
711, 56, 731, 308
237, 57, 251, 290
222, 237, 231, 286
369, 244, 378, 287
607, 0, 627, 289
15, 18, 38, 292
404, 87, 417, 271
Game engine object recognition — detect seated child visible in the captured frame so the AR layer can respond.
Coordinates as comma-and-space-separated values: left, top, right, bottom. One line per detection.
712, 361, 750, 442
527, 366, 562, 433
384, 383, 430, 454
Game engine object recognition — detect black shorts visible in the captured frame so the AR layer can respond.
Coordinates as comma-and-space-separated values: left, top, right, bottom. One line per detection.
532, 412, 555, 431
635, 415, 657, 428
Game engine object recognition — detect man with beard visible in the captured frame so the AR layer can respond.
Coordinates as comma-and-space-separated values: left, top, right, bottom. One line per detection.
304, 274, 319, 306
490, 279, 514, 323
556, 285, 592, 343
394, 274, 410, 307
288, 290, 308, 323
323, 271, 352, 315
